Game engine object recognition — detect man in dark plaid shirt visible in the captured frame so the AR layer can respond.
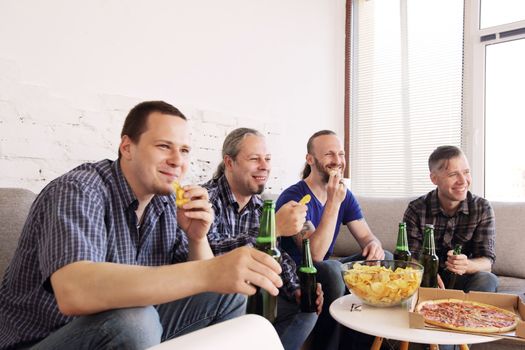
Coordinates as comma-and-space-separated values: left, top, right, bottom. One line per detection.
404, 145, 498, 292
0, 102, 285, 350
203, 128, 323, 350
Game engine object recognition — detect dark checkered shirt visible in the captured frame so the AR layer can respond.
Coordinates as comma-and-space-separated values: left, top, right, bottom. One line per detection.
0, 160, 190, 349
403, 189, 496, 271
203, 176, 299, 298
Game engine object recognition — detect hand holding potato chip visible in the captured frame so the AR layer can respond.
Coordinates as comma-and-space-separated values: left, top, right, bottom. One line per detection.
329, 169, 339, 177
326, 169, 346, 205
172, 181, 190, 208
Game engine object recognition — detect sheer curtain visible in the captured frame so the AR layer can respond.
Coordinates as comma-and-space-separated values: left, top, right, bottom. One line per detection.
349, 0, 464, 197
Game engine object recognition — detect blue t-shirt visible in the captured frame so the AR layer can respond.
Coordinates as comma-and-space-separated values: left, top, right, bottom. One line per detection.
276, 180, 363, 265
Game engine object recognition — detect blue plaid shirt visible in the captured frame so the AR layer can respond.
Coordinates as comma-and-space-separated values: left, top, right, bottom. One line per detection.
203, 176, 299, 299
0, 160, 189, 349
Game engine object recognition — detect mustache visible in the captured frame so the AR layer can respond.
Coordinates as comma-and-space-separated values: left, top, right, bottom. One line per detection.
325, 164, 343, 170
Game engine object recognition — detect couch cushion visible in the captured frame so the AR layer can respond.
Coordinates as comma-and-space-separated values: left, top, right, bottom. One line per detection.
0, 188, 36, 277
496, 276, 525, 294
491, 201, 525, 279
332, 196, 412, 258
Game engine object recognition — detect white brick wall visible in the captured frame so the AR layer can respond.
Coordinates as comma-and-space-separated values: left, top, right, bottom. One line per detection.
0, 0, 345, 195
0, 62, 287, 193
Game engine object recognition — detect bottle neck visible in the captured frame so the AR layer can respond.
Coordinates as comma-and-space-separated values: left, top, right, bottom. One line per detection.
300, 239, 317, 272
258, 205, 277, 249
422, 229, 436, 255
396, 225, 409, 250
302, 239, 313, 267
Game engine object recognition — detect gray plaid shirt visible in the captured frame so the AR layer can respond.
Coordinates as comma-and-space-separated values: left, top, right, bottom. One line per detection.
204, 176, 299, 298
403, 189, 496, 271
0, 160, 189, 349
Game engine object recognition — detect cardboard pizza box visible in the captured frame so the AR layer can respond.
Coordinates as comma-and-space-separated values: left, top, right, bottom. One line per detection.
408, 287, 525, 342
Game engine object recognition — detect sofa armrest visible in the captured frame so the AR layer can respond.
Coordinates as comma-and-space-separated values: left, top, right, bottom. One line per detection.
146, 314, 284, 350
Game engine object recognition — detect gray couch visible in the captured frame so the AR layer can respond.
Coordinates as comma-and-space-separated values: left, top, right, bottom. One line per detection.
2, 189, 524, 348
333, 196, 525, 349
0, 188, 35, 277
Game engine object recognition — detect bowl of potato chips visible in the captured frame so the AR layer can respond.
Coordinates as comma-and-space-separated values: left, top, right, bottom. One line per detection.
341, 260, 423, 307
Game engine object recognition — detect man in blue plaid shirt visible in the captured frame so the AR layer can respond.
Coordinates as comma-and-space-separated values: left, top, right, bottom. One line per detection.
0, 101, 285, 350
204, 128, 323, 350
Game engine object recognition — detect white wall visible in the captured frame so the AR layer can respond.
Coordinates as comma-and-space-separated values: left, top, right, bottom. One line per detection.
0, 0, 345, 193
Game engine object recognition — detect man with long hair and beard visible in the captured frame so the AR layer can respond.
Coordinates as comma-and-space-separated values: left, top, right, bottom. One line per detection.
276, 130, 391, 350
203, 128, 324, 350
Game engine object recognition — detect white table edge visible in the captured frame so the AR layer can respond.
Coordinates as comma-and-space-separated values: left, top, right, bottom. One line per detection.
329, 294, 500, 345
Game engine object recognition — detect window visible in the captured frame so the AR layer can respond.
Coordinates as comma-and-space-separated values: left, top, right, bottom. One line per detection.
465, 0, 525, 200
480, 0, 525, 29
348, 0, 464, 197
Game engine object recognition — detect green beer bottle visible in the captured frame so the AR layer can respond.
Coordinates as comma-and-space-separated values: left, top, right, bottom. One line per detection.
246, 200, 281, 322
446, 244, 462, 289
299, 238, 317, 312
419, 224, 439, 288
393, 222, 412, 262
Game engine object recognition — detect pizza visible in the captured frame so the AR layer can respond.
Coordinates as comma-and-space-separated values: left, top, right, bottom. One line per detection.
416, 298, 519, 333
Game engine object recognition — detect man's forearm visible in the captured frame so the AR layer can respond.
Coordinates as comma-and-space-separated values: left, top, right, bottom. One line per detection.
466, 257, 492, 274
309, 202, 340, 261
208, 232, 256, 255
51, 260, 213, 316
187, 238, 214, 260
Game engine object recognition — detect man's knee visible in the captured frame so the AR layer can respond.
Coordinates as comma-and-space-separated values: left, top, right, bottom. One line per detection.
466, 271, 498, 292
217, 293, 247, 320
100, 306, 162, 348
316, 260, 343, 281
384, 250, 394, 260
315, 260, 345, 299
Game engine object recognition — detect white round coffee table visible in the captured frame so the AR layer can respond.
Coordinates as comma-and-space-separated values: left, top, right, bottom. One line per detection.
330, 294, 498, 350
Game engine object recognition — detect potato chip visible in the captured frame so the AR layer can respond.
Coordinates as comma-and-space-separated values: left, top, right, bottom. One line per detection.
329, 169, 339, 177
172, 181, 190, 208
299, 194, 311, 205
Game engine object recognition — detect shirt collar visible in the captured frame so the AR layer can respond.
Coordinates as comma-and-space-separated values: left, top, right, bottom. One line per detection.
430, 188, 469, 217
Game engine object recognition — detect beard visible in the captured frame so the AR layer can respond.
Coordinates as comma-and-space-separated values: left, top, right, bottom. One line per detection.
243, 182, 265, 197
255, 184, 265, 195
313, 157, 344, 184
313, 157, 330, 184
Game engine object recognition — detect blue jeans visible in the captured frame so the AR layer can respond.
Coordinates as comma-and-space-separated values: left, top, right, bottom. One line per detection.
442, 270, 499, 292
19, 292, 245, 350
274, 294, 318, 350
310, 251, 394, 350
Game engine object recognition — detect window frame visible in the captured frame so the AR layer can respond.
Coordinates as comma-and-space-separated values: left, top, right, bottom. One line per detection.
463, 0, 525, 196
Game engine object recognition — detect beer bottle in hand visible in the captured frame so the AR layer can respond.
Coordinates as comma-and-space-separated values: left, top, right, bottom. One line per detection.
420, 224, 439, 288
393, 222, 411, 262
246, 200, 281, 322
299, 238, 317, 312
446, 244, 462, 289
